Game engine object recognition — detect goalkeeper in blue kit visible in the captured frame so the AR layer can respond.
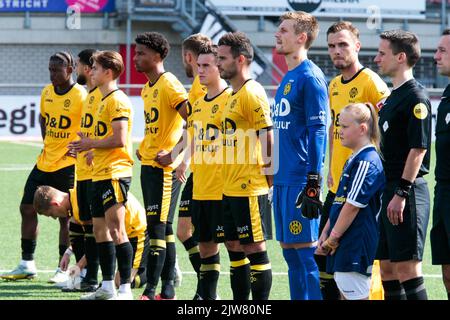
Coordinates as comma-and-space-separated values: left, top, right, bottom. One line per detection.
272, 11, 328, 300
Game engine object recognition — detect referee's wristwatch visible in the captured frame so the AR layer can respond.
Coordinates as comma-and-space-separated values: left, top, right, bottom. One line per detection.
395, 178, 413, 198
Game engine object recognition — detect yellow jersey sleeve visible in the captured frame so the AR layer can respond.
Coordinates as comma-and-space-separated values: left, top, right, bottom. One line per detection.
365, 72, 390, 110
37, 84, 86, 172
92, 90, 134, 181
242, 83, 273, 131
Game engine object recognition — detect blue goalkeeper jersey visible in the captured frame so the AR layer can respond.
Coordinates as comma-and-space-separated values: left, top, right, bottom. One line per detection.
326, 145, 385, 276
272, 59, 328, 186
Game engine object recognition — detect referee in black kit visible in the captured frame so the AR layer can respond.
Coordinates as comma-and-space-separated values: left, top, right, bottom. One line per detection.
432, 29, 450, 300
374, 30, 431, 300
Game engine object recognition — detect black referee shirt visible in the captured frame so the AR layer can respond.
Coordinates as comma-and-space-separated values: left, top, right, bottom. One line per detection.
435, 84, 450, 181
378, 79, 431, 181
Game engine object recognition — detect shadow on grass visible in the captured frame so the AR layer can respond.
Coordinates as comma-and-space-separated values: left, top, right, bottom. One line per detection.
0, 280, 80, 300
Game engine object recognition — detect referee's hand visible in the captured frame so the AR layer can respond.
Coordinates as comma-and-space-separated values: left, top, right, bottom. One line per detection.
387, 195, 405, 226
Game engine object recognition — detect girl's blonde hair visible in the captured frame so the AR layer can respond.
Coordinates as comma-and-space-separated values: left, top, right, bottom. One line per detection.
342, 103, 380, 150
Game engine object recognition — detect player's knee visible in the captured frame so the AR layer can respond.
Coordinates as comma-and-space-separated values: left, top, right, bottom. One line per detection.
225, 240, 242, 252
176, 218, 192, 241
242, 241, 266, 256
442, 266, 450, 285
379, 260, 396, 280
199, 242, 219, 258
395, 262, 421, 282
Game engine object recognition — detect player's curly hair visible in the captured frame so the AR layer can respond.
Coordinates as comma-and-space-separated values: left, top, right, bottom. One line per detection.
135, 32, 170, 60
218, 32, 253, 64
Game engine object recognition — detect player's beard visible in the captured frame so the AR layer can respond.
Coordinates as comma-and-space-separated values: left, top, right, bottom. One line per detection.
219, 64, 237, 80
185, 64, 193, 78
333, 59, 352, 70
77, 74, 87, 85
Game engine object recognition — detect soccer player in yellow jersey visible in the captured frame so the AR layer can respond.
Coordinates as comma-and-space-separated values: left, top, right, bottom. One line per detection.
1, 52, 86, 282
64, 49, 103, 292
70, 51, 134, 300
133, 32, 189, 300
315, 21, 389, 300
177, 33, 212, 299
218, 32, 274, 300
177, 44, 231, 299
33, 186, 149, 292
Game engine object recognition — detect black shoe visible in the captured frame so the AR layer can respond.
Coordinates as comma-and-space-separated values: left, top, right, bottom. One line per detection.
79, 281, 99, 292
193, 293, 203, 300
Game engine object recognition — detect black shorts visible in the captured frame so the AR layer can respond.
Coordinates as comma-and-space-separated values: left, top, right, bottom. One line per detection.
140, 165, 182, 224
192, 199, 225, 243
21, 165, 75, 205
130, 231, 150, 270
431, 181, 450, 265
76, 179, 93, 222
376, 177, 430, 262
319, 190, 335, 235
178, 174, 193, 218
222, 194, 272, 245
91, 177, 131, 218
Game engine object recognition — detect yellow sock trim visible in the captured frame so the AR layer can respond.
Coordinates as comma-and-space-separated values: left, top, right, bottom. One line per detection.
200, 264, 221, 272
250, 263, 271, 271
150, 239, 166, 248
230, 258, 250, 268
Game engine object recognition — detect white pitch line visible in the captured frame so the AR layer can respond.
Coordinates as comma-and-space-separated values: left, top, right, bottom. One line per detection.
0, 270, 442, 278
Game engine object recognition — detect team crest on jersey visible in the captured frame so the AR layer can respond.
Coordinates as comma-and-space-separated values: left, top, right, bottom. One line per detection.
349, 87, 358, 98
289, 220, 302, 235
63, 99, 71, 111
89, 96, 95, 104
212, 104, 219, 114
153, 89, 158, 99
230, 99, 237, 109
283, 83, 291, 95
413, 103, 428, 120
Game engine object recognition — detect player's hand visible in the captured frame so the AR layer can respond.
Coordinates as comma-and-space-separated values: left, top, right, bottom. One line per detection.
69, 132, 93, 153
59, 253, 71, 272
295, 173, 323, 219
84, 150, 94, 166
65, 148, 77, 158
155, 150, 173, 167
321, 236, 340, 256
135, 149, 142, 161
387, 195, 406, 226
327, 172, 334, 189
315, 230, 329, 256
176, 162, 188, 183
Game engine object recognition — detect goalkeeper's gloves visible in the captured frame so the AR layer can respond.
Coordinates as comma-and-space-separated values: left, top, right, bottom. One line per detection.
295, 172, 323, 219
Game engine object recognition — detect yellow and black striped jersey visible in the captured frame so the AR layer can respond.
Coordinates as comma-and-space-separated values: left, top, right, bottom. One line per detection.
76, 87, 102, 181
69, 189, 146, 238
191, 87, 232, 200
91, 89, 134, 181
328, 68, 389, 193
138, 72, 188, 169
221, 80, 273, 197
37, 83, 86, 172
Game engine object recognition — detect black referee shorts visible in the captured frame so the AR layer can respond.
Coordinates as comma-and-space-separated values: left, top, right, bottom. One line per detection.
140, 165, 182, 224
376, 177, 430, 262
21, 164, 75, 205
178, 173, 193, 218
431, 181, 450, 265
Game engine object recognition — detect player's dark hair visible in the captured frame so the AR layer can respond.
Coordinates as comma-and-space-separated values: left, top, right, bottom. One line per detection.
50, 51, 74, 67
33, 185, 57, 214
343, 103, 381, 151
182, 33, 212, 56
135, 32, 170, 60
327, 21, 359, 40
443, 28, 450, 36
198, 44, 218, 58
91, 51, 124, 80
380, 30, 421, 67
218, 32, 254, 64
280, 11, 319, 49
78, 49, 97, 68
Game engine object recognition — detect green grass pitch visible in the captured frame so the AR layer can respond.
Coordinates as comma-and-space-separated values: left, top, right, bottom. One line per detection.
0, 141, 446, 300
